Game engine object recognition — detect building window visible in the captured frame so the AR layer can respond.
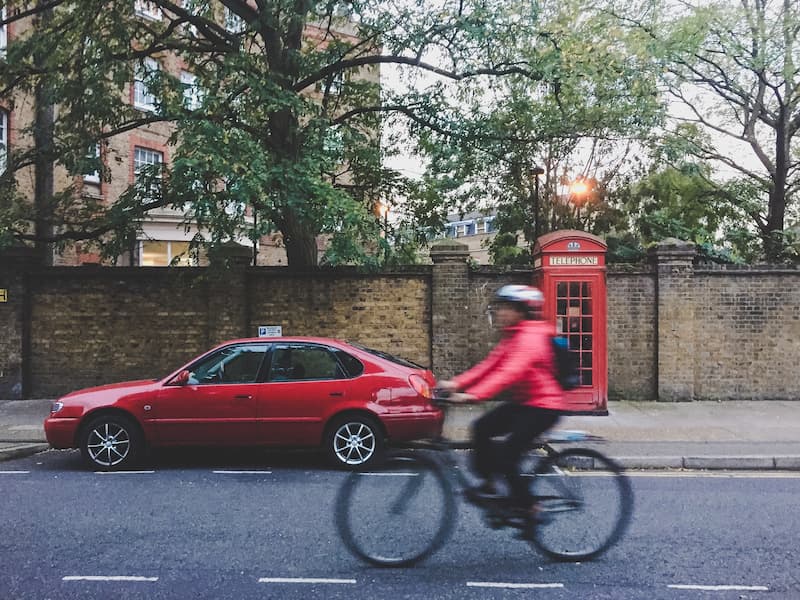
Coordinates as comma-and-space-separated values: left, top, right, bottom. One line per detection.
139, 240, 194, 266
134, 57, 159, 112
134, 146, 163, 198
0, 109, 7, 173
84, 143, 101, 184
476, 218, 495, 234
0, 7, 7, 58
224, 7, 245, 33
135, 0, 162, 20
180, 71, 202, 110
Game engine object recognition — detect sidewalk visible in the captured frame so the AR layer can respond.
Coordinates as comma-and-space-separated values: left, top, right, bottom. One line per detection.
2, 398, 800, 470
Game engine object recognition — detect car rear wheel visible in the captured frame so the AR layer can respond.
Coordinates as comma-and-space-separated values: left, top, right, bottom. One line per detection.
326, 415, 384, 470
79, 414, 142, 471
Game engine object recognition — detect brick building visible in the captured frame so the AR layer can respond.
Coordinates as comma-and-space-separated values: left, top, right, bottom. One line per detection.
1, 3, 377, 267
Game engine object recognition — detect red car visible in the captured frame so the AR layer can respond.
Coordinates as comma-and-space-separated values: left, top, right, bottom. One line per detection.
44, 337, 443, 470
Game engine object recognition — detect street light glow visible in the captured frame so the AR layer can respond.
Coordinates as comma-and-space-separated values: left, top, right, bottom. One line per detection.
569, 180, 589, 196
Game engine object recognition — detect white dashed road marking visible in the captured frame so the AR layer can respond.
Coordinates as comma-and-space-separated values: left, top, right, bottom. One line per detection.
668, 584, 769, 592
0, 470, 30, 474
467, 582, 564, 589
213, 470, 273, 474
94, 470, 155, 475
258, 578, 356, 584
63, 576, 158, 582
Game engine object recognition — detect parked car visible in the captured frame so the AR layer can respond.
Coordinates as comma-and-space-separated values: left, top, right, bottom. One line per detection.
44, 337, 443, 471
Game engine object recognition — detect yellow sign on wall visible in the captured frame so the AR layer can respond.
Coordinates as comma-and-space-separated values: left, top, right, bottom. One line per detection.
0, 289, 7, 302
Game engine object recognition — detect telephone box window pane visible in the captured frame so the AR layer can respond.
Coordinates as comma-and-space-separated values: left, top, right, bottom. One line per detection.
557, 317, 566, 334
569, 282, 580, 297
581, 370, 593, 386
582, 335, 592, 350
582, 282, 591, 297
569, 335, 580, 350
582, 317, 592, 332
557, 299, 567, 315
557, 282, 567, 297
582, 298, 592, 315
581, 352, 593, 368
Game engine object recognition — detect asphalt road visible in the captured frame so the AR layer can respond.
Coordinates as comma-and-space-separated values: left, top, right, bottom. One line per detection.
2, 448, 799, 600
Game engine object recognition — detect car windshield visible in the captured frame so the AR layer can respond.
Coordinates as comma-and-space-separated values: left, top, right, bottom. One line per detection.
349, 342, 425, 370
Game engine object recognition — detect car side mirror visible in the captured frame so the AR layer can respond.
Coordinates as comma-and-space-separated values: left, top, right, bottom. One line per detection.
173, 369, 191, 386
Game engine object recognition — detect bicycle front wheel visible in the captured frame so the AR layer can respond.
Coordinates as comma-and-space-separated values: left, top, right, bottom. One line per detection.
334, 451, 456, 567
529, 447, 633, 562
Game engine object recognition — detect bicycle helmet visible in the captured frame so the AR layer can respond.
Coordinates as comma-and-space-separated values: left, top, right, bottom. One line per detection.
492, 284, 545, 311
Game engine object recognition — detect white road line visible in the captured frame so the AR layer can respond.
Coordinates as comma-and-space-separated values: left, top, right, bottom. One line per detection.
0, 470, 30, 474
62, 576, 158, 582
213, 470, 273, 474
359, 472, 419, 477
668, 584, 769, 591
467, 582, 564, 589
258, 578, 356, 584
94, 470, 155, 475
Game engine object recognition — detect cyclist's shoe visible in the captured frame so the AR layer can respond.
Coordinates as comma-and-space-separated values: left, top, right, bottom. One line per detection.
464, 482, 501, 504
512, 502, 542, 540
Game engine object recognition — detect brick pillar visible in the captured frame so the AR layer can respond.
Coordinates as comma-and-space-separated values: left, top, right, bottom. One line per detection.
430, 240, 471, 379
0, 247, 38, 398
649, 239, 696, 401
206, 242, 252, 345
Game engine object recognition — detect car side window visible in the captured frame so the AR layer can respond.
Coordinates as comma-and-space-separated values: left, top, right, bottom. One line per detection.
269, 345, 345, 381
334, 350, 364, 378
188, 344, 269, 385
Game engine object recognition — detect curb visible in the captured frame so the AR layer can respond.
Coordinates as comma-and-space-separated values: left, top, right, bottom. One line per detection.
616, 455, 800, 471
0, 443, 49, 462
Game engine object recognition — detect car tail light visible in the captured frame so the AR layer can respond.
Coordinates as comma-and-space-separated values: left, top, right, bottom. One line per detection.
408, 374, 433, 399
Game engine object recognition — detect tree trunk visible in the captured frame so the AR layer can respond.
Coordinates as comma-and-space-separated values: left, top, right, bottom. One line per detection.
32, 2, 55, 266
280, 207, 319, 268
765, 116, 790, 261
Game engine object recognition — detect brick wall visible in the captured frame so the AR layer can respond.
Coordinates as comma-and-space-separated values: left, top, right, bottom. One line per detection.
1, 239, 799, 401
692, 267, 800, 400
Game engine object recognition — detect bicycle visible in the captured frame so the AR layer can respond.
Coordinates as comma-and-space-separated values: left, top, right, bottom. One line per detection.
335, 397, 633, 567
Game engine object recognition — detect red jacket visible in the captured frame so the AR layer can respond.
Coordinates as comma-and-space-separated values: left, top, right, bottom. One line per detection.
452, 320, 566, 410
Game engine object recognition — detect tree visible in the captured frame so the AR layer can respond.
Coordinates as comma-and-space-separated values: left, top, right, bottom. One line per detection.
403, 0, 664, 254
618, 0, 800, 261
0, 0, 571, 268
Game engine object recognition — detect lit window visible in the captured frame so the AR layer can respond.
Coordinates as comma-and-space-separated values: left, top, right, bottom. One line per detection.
135, 0, 162, 20
84, 143, 101, 184
134, 146, 164, 198
0, 109, 7, 173
139, 240, 194, 266
0, 7, 7, 58
180, 71, 203, 110
134, 57, 159, 112
224, 7, 245, 33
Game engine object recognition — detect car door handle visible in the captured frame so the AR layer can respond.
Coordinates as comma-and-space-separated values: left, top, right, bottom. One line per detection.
329, 392, 344, 397
234, 394, 253, 400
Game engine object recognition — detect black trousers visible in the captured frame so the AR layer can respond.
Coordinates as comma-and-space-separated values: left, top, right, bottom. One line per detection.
471, 403, 561, 505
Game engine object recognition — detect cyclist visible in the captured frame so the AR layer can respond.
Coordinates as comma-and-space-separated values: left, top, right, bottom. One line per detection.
438, 284, 567, 517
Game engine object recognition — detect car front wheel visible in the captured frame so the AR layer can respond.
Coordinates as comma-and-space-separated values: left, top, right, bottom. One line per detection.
79, 414, 142, 471
326, 416, 384, 470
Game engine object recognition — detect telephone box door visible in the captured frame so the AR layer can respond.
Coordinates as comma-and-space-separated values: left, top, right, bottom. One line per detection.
533, 231, 608, 414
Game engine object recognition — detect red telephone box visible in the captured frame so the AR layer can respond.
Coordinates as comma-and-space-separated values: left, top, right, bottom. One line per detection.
533, 230, 608, 414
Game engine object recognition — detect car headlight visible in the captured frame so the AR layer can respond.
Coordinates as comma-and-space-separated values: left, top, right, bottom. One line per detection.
50, 401, 64, 414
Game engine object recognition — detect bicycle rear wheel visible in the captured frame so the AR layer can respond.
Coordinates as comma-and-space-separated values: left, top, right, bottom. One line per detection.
528, 447, 633, 562
335, 451, 456, 567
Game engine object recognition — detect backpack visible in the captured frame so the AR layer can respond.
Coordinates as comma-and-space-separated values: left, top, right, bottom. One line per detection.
551, 336, 580, 390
